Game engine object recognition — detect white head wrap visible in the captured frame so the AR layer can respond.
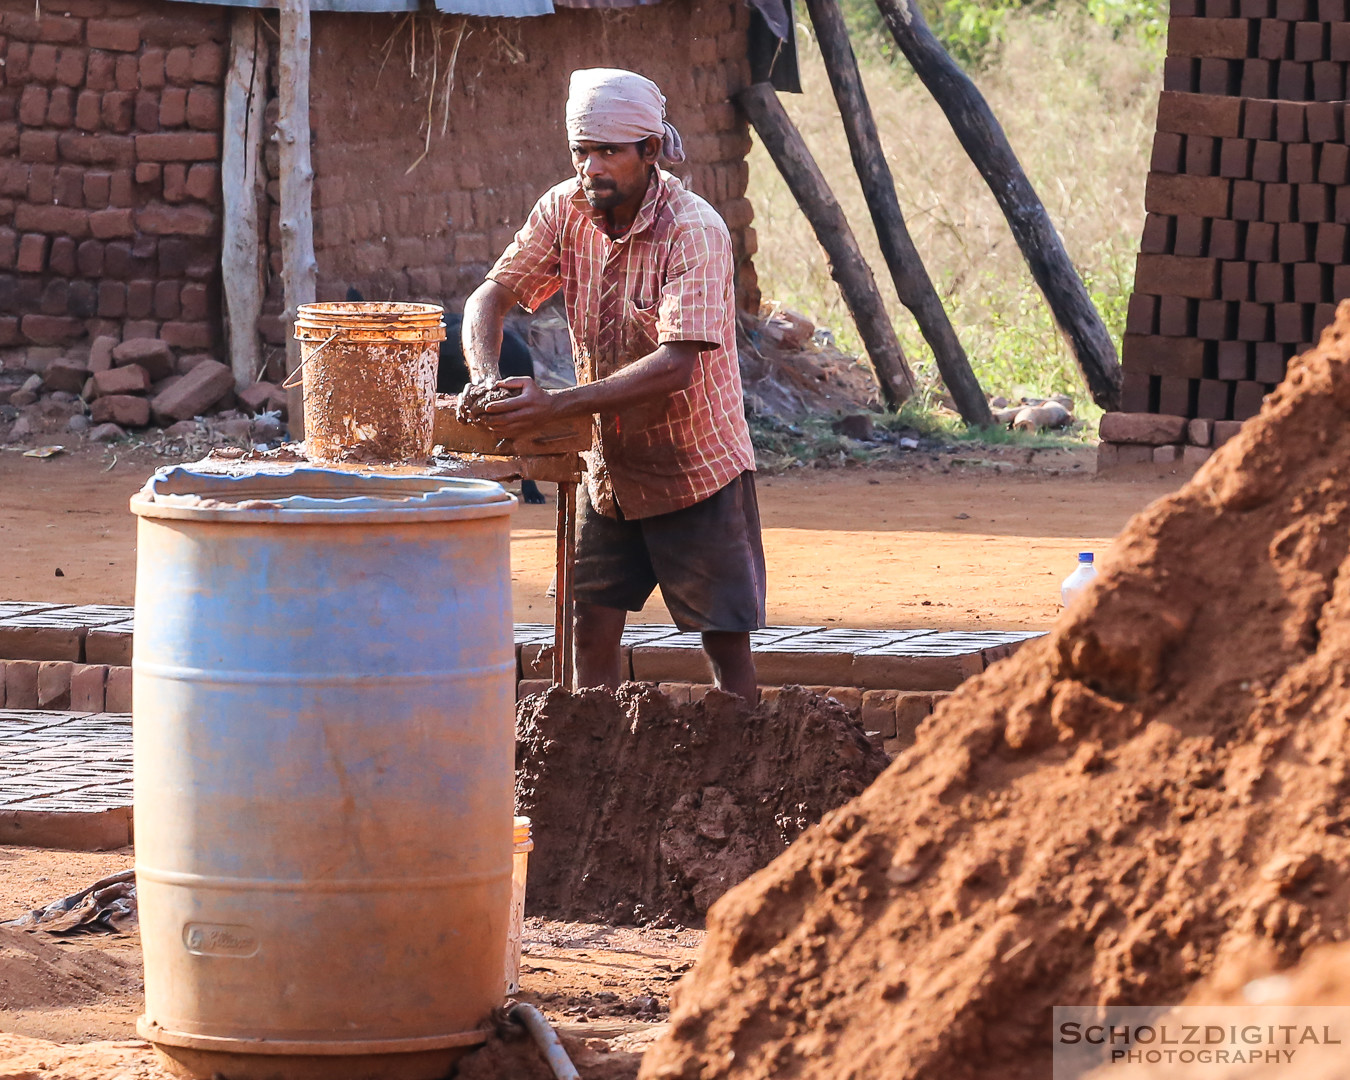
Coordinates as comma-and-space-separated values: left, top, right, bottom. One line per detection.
565, 68, 686, 164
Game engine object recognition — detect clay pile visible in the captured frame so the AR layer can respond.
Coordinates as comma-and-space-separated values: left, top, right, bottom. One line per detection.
516, 684, 890, 926
639, 309, 1350, 1080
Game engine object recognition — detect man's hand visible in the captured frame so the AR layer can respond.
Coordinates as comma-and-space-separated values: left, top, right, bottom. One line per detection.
480, 377, 558, 439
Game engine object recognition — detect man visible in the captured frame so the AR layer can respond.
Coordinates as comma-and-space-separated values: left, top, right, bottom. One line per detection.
461, 67, 764, 701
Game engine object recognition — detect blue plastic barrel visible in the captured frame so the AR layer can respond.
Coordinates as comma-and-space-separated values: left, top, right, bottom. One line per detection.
130, 464, 516, 1080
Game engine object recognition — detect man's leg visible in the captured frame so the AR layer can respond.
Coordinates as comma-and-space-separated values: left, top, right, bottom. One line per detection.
574, 601, 627, 690
701, 630, 757, 703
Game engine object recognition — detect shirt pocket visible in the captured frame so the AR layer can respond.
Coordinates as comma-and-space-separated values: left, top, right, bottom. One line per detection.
621, 297, 660, 359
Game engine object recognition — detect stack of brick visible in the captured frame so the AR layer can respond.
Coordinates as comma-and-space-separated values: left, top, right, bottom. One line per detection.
1107, 0, 1350, 468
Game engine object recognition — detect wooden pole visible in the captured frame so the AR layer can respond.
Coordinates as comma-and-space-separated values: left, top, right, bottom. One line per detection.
735, 83, 916, 408
277, 0, 317, 438
804, 0, 992, 427
872, 0, 1123, 411
221, 11, 268, 393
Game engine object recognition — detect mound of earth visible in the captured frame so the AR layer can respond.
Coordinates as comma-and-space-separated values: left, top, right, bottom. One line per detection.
0, 927, 140, 1011
1092, 943, 1350, 1079
639, 309, 1350, 1080
515, 685, 889, 926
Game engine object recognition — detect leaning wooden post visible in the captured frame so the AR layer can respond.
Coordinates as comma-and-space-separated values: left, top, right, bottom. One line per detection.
735, 83, 916, 408
872, 0, 1123, 411
804, 0, 992, 427
221, 10, 268, 392
277, 0, 317, 438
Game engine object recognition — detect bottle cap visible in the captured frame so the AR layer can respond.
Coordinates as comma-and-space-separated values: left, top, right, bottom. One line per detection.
1078, 552, 1094, 562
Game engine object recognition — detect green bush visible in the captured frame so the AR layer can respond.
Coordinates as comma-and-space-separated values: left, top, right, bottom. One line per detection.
838, 0, 1168, 68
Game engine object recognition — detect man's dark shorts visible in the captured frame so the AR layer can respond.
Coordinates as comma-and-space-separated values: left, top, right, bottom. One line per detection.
573, 472, 766, 633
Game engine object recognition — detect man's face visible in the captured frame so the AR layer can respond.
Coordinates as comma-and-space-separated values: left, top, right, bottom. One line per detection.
570, 138, 659, 211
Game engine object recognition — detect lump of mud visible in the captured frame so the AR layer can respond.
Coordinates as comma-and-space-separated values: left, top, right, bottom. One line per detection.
640, 309, 1350, 1080
516, 684, 889, 927
458, 382, 516, 423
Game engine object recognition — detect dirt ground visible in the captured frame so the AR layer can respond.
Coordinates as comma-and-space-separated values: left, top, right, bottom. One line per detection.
0, 442, 1180, 628
0, 845, 699, 1076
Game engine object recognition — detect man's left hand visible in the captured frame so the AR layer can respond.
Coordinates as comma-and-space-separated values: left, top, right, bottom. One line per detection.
480, 377, 559, 438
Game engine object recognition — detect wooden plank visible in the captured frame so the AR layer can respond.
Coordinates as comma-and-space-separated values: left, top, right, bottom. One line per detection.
803, 0, 992, 427
734, 83, 916, 408
433, 395, 592, 456
221, 10, 268, 392
278, 0, 317, 438
872, 0, 1123, 410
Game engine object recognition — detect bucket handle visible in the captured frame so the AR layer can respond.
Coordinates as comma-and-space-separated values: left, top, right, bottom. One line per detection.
280, 330, 341, 390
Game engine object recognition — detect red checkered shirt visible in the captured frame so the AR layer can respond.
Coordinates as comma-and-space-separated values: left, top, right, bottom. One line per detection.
488, 169, 756, 519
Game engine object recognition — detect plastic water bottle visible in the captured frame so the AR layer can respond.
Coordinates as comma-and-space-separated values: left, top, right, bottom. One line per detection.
1061, 552, 1098, 607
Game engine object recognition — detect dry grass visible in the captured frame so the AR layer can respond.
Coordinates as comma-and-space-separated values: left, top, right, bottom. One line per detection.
747, 12, 1162, 424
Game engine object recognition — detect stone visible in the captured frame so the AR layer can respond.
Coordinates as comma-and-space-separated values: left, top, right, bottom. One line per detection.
860, 689, 899, 740
176, 351, 214, 374
91, 363, 150, 396
1212, 419, 1245, 447
111, 337, 174, 380
104, 665, 132, 712
67, 413, 89, 432
162, 419, 200, 439
238, 379, 280, 414
215, 417, 254, 441
1153, 444, 1182, 464
1187, 417, 1213, 446
252, 414, 285, 444
36, 660, 73, 709
69, 664, 107, 712
87, 422, 125, 442
1097, 412, 1189, 445
151, 358, 233, 422
3, 660, 39, 708
87, 334, 117, 372
41, 359, 90, 394
9, 389, 37, 408
1183, 445, 1213, 465
9, 415, 32, 439
91, 393, 149, 427
21, 373, 42, 393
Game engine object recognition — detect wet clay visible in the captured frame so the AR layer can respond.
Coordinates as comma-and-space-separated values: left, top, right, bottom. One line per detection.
458, 383, 517, 423
640, 308, 1350, 1080
515, 685, 890, 927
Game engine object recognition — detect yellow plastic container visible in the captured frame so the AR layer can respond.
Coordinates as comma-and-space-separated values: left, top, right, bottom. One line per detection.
505, 816, 534, 995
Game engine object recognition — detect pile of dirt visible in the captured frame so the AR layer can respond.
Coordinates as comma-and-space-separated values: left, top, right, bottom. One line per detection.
515, 685, 889, 927
1093, 942, 1350, 1079
639, 309, 1350, 1080
0, 927, 139, 1011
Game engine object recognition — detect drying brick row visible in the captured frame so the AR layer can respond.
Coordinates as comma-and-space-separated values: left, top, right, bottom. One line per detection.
1164, 2, 1350, 99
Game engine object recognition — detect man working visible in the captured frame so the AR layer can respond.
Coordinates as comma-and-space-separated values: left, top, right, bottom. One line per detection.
461, 67, 764, 702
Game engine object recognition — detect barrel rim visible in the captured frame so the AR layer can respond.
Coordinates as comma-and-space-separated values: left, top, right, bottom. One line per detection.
131, 464, 516, 524
139, 1017, 489, 1056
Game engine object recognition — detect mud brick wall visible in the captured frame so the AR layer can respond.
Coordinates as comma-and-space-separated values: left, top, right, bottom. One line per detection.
0, 0, 226, 369
1109, 0, 1350, 468
294, 0, 759, 338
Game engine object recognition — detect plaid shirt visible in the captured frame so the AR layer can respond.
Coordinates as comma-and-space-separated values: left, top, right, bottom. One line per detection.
488, 169, 755, 519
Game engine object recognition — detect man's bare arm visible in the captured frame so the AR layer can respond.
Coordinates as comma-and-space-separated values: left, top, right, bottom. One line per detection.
461, 280, 522, 383
480, 341, 706, 438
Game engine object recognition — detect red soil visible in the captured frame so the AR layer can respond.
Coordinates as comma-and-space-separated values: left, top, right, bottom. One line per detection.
640, 310, 1350, 1079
